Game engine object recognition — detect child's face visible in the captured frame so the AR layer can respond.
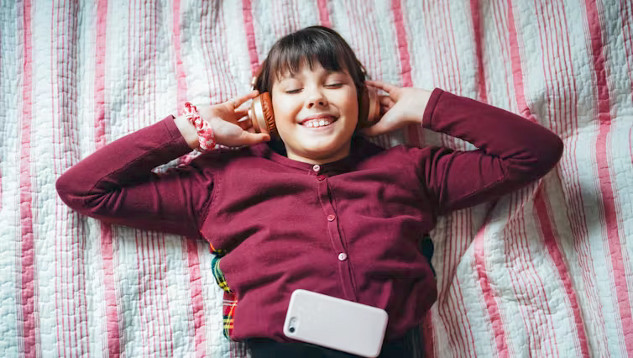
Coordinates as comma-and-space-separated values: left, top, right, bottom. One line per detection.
271, 61, 359, 164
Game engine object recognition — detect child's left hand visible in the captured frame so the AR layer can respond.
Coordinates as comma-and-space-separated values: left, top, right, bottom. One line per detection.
361, 80, 432, 137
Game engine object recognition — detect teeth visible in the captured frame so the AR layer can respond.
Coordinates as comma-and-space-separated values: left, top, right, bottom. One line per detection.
304, 119, 333, 128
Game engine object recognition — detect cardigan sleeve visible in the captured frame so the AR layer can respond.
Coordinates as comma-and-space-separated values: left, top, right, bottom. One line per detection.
55, 115, 214, 239
416, 89, 564, 215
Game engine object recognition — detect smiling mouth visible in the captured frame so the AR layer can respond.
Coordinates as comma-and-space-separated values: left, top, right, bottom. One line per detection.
300, 116, 337, 128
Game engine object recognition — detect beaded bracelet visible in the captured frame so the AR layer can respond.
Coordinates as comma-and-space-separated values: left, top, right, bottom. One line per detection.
182, 102, 216, 152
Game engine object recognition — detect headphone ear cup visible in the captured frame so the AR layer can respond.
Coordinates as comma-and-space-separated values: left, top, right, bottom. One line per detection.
358, 85, 380, 128
248, 92, 276, 136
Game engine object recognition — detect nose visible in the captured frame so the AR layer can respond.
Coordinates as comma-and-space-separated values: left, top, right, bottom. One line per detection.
306, 87, 328, 108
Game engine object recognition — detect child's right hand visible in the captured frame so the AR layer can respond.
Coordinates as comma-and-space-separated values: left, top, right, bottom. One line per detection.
175, 90, 271, 149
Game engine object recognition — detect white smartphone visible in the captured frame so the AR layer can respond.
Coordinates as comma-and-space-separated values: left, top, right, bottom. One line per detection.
283, 289, 389, 357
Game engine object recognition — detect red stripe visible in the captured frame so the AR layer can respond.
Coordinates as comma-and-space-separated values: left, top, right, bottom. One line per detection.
52, 3, 64, 355
506, 1, 589, 355
186, 240, 207, 358
94, 0, 122, 355
537, 1, 591, 355
534, 188, 590, 356
390, 0, 412, 87
171, 1, 209, 354
620, 0, 633, 104
508, 3, 584, 354
19, 0, 39, 356
152, 3, 175, 354
158, 235, 175, 355
585, 0, 633, 353
469, 0, 487, 102
317, 0, 331, 27
242, 0, 259, 75
390, 0, 420, 147
172, 0, 188, 107
473, 214, 509, 357
553, 4, 603, 348
511, 3, 558, 355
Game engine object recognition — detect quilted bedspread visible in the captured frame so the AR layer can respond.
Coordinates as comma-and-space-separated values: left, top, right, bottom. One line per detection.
1, 0, 632, 356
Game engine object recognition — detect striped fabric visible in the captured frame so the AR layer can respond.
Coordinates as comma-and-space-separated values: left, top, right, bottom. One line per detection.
211, 252, 236, 340
1, 0, 631, 357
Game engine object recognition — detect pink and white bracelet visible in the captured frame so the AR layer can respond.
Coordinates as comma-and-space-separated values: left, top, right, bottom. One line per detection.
182, 102, 216, 152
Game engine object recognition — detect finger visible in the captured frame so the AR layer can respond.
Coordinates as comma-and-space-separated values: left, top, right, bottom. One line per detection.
234, 108, 249, 117
237, 118, 252, 130
366, 80, 398, 94
239, 131, 270, 145
232, 90, 259, 108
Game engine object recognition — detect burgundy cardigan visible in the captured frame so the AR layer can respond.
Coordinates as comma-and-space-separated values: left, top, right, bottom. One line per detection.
56, 89, 563, 342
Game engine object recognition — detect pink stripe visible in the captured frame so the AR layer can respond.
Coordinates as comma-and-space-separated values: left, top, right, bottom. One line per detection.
151, 4, 175, 353
537, 1, 591, 355
242, 0, 259, 75
317, 0, 331, 27
99, 224, 121, 357
506, 1, 587, 355
390, 0, 420, 148
186, 240, 207, 358
620, 0, 633, 104
505, 0, 529, 116
556, 4, 603, 344
469, 0, 487, 102
510, 3, 557, 355
172, 0, 188, 107
171, 3, 207, 354
158, 235, 175, 355
94, 0, 122, 356
94, 0, 108, 148
390, 0, 412, 86
19, 0, 39, 356
585, 0, 633, 353
534, 189, 590, 356
51, 4, 62, 355
474, 214, 509, 357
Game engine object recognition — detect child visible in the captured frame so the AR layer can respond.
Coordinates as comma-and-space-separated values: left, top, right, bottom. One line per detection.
56, 26, 563, 357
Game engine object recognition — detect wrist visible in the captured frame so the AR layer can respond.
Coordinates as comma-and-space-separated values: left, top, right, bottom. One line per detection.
416, 89, 432, 124
174, 115, 200, 149
181, 102, 216, 152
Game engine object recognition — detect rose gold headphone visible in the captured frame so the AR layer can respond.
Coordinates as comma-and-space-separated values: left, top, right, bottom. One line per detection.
247, 71, 381, 137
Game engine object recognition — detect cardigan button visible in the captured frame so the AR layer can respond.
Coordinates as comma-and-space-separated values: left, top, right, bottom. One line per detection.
327, 214, 336, 221
338, 253, 348, 261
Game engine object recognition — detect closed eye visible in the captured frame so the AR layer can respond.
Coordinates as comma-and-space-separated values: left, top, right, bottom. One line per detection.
326, 83, 343, 88
285, 88, 302, 94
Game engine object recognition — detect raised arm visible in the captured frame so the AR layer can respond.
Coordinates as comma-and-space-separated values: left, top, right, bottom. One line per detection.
55, 116, 211, 238
364, 82, 563, 214
418, 89, 563, 214
56, 92, 270, 237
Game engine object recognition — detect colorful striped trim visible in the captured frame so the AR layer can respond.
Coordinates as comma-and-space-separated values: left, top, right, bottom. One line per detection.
211, 253, 236, 339
211, 254, 232, 294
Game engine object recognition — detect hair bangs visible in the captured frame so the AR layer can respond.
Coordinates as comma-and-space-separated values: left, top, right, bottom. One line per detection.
255, 26, 366, 95
271, 33, 347, 82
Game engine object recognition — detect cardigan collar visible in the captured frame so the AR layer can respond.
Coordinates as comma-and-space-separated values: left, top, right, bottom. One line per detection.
249, 135, 383, 175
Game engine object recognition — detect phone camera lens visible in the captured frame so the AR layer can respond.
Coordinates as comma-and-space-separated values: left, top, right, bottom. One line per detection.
289, 327, 295, 333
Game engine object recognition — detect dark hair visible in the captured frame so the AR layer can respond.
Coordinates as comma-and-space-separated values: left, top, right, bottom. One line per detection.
254, 26, 367, 97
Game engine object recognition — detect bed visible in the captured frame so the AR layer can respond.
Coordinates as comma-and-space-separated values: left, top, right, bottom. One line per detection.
1, 0, 632, 356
